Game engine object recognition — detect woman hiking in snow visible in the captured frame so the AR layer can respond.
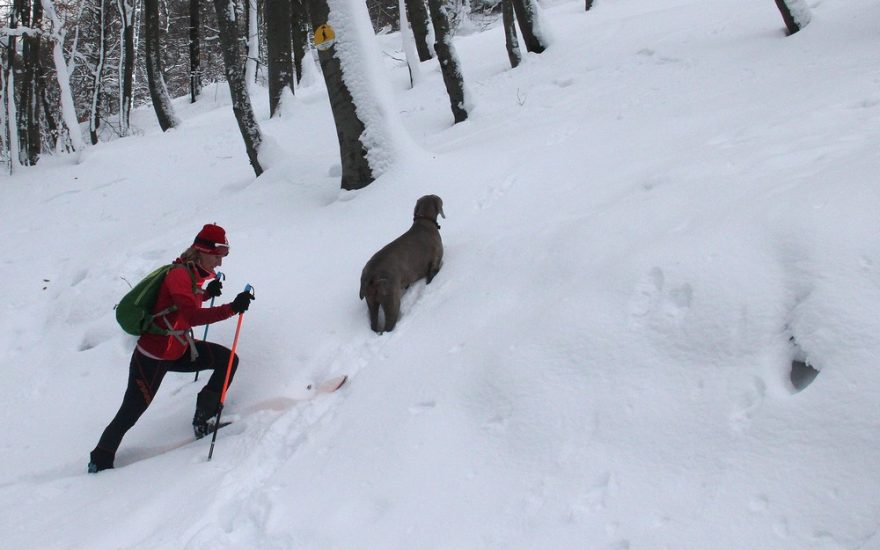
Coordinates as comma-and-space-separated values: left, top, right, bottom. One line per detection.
88, 224, 254, 473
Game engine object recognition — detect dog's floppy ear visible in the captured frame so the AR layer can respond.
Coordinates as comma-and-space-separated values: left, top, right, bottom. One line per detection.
434, 196, 445, 219
414, 195, 444, 220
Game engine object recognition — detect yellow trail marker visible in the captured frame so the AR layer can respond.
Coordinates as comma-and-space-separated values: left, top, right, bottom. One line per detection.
314, 24, 336, 51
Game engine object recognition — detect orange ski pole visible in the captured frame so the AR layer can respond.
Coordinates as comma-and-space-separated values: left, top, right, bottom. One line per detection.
208, 283, 253, 461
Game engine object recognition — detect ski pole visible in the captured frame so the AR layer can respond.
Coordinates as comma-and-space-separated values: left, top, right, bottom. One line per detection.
208, 283, 253, 461
195, 271, 225, 382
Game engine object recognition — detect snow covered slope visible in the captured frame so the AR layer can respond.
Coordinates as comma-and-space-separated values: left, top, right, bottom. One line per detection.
1, 0, 879, 548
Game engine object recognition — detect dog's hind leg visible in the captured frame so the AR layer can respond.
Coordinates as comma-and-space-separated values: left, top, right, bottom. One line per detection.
381, 291, 401, 332
367, 297, 381, 333
426, 264, 440, 284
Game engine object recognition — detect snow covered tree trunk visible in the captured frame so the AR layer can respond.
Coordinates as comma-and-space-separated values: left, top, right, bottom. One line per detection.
4, 35, 21, 172
1, 77, 12, 172
0, 68, 8, 170
774, 0, 811, 36
144, 0, 179, 131
116, 0, 134, 134
213, 0, 263, 176
266, 0, 294, 116
306, 0, 373, 189
189, 0, 201, 102
38, 65, 59, 149
427, 0, 468, 123
585, 0, 593, 11
89, 0, 107, 145
405, 0, 433, 61
502, 0, 520, 69
245, 0, 259, 86
291, 0, 309, 85
41, 0, 84, 154
21, 0, 43, 164
510, 0, 547, 53
399, 0, 421, 87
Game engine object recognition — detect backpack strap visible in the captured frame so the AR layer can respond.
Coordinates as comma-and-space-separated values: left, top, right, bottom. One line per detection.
148, 264, 202, 361
158, 314, 199, 361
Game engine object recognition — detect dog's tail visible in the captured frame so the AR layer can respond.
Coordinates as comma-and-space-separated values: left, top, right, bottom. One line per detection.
359, 276, 374, 300
360, 277, 390, 300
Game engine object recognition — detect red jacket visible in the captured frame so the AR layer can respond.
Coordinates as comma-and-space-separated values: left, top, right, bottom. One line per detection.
136, 261, 235, 360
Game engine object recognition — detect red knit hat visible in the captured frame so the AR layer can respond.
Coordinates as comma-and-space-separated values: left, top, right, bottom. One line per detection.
193, 224, 229, 256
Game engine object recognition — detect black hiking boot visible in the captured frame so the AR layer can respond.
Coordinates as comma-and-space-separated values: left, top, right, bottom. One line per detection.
88, 447, 115, 473
193, 389, 221, 439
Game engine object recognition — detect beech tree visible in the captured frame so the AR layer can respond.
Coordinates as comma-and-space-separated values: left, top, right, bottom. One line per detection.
189, 0, 201, 102
510, 0, 548, 53
3, 7, 22, 171
19, 0, 43, 164
502, 0, 521, 68
306, 0, 413, 190
266, 0, 293, 116
291, 0, 309, 84
427, 0, 468, 123
399, 0, 421, 86
88, 0, 107, 145
213, 0, 263, 176
116, 0, 134, 133
774, 0, 811, 35
306, 0, 372, 188
404, 0, 432, 61
244, 0, 258, 85
41, 0, 85, 153
144, 0, 179, 130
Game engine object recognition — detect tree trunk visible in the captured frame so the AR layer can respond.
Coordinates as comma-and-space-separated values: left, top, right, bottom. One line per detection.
404, 0, 432, 61
38, 64, 59, 150
21, 0, 42, 164
245, 0, 259, 85
213, 0, 263, 176
585, 0, 593, 10
89, 0, 107, 145
306, 0, 373, 190
41, 0, 84, 154
510, 0, 547, 54
144, 0, 179, 130
189, 0, 201, 102
502, 0, 520, 69
291, 0, 309, 84
774, 0, 811, 35
117, 0, 134, 135
399, 0, 421, 87
426, 0, 468, 123
1, 68, 15, 173
5, 7, 22, 170
266, 0, 293, 116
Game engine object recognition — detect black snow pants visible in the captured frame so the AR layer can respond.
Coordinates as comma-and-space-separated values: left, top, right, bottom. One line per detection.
90, 340, 238, 468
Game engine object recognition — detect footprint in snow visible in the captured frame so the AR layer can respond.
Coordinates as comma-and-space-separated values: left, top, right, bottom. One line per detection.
628, 267, 693, 326
729, 377, 766, 432
408, 401, 436, 415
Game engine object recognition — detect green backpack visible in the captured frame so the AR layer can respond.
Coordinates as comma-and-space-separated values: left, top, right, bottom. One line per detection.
115, 264, 197, 336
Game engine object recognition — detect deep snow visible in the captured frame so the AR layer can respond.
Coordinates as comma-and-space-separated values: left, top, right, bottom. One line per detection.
2, 0, 880, 548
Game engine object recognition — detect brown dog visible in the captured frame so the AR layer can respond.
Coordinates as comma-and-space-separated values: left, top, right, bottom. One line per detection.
359, 195, 445, 333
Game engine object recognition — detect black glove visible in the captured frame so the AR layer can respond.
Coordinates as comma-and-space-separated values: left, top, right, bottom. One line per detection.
205, 279, 223, 298
230, 291, 254, 314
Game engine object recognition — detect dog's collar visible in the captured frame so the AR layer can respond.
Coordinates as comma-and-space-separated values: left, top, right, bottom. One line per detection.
414, 215, 440, 229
